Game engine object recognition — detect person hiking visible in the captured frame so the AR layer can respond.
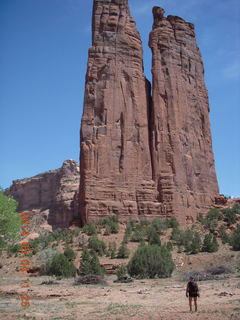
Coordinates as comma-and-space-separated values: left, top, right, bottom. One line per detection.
186, 276, 200, 312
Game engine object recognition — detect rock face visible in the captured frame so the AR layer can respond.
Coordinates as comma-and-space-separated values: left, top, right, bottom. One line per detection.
80, 0, 160, 224
6, 160, 80, 229
80, 2, 219, 224
149, 7, 219, 222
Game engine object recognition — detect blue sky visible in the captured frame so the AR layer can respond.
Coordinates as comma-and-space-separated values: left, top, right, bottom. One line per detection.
0, 0, 239, 197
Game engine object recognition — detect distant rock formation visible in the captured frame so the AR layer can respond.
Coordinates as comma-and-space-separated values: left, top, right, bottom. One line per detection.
79, 1, 219, 224
5, 160, 79, 229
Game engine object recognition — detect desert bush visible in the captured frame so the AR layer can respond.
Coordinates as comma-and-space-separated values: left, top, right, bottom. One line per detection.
187, 232, 202, 254
171, 227, 182, 242
206, 209, 223, 221
74, 275, 107, 285
127, 244, 175, 279
117, 242, 130, 259
166, 241, 173, 251
107, 242, 117, 259
166, 216, 179, 229
64, 246, 76, 261
36, 248, 59, 263
98, 216, 119, 234
79, 248, 104, 276
151, 218, 168, 234
88, 236, 106, 256
116, 264, 127, 280
206, 265, 232, 275
139, 218, 150, 227
146, 227, 161, 246
223, 208, 237, 226
230, 224, 240, 251
200, 217, 218, 232
218, 226, 230, 244
202, 233, 219, 252
82, 223, 97, 236
7, 244, 21, 256
45, 253, 76, 278
131, 225, 145, 242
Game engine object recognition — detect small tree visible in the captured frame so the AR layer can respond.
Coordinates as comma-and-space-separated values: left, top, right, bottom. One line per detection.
64, 246, 76, 261
147, 227, 161, 246
88, 236, 106, 256
79, 248, 104, 275
223, 208, 237, 226
46, 253, 76, 278
131, 225, 145, 242
230, 224, 240, 251
218, 226, 230, 244
127, 244, 175, 279
116, 264, 127, 280
0, 190, 20, 246
202, 233, 219, 252
189, 232, 202, 254
171, 228, 182, 243
117, 242, 130, 259
167, 216, 179, 229
82, 223, 97, 236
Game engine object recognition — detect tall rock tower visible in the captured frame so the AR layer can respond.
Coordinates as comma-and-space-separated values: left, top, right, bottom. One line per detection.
79, 1, 219, 225
79, 0, 159, 224
149, 7, 219, 222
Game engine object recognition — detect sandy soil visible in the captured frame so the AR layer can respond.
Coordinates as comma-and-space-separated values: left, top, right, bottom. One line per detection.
0, 273, 240, 320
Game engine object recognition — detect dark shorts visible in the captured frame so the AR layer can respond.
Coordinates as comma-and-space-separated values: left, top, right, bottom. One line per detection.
189, 293, 198, 298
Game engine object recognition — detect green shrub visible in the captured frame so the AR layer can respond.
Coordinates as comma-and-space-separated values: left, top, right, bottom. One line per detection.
46, 253, 76, 278
171, 227, 182, 243
127, 244, 175, 279
82, 223, 97, 236
146, 227, 161, 246
139, 218, 150, 227
79, 248, 104, 276
64, 246, 76, 261
98, 216, 119, 234
188, 232, 202, 254
88, 236, 106, 256
167, 216, 179, 229
218, 226, 230, 244
166, 241, 173, 251
116, 264, 127, 280
131, 225, 145, 242
200, 217, 218, 232
230, 224, 240, 251
206, 209, 223, 221
7, 244, 20, 256
117, 242, 130, 259
0, 189, 20, 245
151, 218, 168, 234
223, 208, 237, 226
202, 233, 219, 252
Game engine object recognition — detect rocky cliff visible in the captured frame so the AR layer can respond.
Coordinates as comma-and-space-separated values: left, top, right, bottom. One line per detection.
5, 160, 79, 229
79, 0, 161, 224
79, 1, 219, 224
149, 7, 219, 222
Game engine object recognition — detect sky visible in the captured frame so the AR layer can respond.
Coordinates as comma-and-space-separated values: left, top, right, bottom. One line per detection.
0, 0, 239, 197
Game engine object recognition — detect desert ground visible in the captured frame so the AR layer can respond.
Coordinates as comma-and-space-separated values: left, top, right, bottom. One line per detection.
1, 269, 240, 320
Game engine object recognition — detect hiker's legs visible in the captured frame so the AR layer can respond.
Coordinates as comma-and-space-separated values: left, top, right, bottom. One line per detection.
189, 297, 193, 311
194, 297, 198, 312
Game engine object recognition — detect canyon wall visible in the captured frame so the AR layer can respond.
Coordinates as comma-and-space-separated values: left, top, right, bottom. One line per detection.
6, 160, 79, 229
